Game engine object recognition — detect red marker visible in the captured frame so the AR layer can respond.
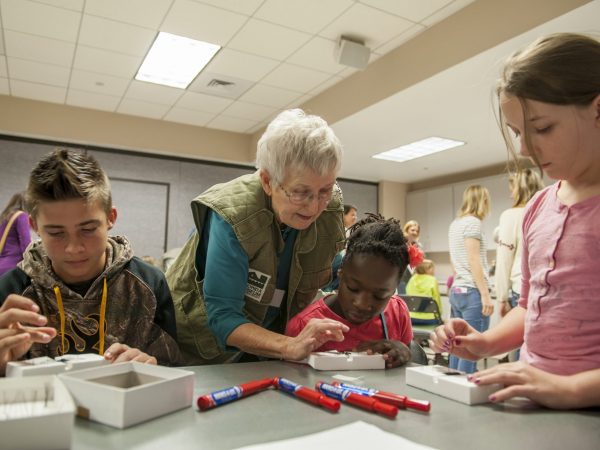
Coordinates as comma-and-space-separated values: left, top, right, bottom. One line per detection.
332, 381, 430, 412
316, 382, 398, 418
197, 378, 274, 411
273, 377, 340, 412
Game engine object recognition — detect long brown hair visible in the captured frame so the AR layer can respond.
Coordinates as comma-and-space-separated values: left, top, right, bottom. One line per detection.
1, 192, 27, 223
496, 33, 600, 171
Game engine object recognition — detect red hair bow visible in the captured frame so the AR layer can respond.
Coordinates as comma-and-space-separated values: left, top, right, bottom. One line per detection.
408, 244, 424, 268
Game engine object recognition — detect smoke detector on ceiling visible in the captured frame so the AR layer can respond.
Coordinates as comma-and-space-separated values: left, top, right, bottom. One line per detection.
334, 36, 370, 70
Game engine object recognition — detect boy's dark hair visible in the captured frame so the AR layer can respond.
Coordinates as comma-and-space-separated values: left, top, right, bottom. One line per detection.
344, 212, 409, 276
26, 149, 112, 218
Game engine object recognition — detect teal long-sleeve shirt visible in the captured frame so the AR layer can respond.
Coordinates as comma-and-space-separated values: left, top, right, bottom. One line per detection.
196, 210, 298, 349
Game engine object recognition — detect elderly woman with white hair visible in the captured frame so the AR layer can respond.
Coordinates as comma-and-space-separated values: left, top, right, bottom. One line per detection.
167, 109, 348, 365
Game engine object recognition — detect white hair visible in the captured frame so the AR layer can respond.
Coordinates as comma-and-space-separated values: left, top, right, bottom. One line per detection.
255, 109, 342, 184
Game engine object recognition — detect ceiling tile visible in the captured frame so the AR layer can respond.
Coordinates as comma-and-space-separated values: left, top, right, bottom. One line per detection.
319, 3, 413, 49
124, 80, 184, 105
8, 57, 70, 87
69, 69, 131, 96
421, 0, 477, 27
207, 114, 258, 133
310, 75, 343, 96
246, 121, 268, 135
188, 71, 254, 99
358, 0, 453, 23
161, 0, 248, 46
373, 23, 427, 55
1, 0, 81, 42
117, 98, 171, 119
239, 83, 303, 109
164, 107, 215, 127
285, 93, 312, 110
254, 0, 353, 34
66, 89, 121, 111
287, 36, 347, 75
33, 0, 84, 12
204, 49, 279, 82
175, 90, 233, 114
4, 30, 75, 67
221, 101, 277, 122
78, 15, 155, 57
0, 77, 9, 95
73, 45, 142, 79
191, 0, 263, 16
84, 0, 172, 29
228, 19, 311, 60
261, 63, 332, 93
10, 79, 66, 103
0, 58, 7, 77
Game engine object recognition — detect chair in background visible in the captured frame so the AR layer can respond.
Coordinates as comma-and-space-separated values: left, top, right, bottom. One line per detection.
402, 295, 446, 365
409, 340, 428, 365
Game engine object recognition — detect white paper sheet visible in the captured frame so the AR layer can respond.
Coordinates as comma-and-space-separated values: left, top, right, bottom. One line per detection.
235, 421, 437, 450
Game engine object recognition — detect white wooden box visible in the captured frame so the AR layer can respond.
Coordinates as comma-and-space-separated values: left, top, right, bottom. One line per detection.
58, 362, 194, 428
6, 354, 108, 377
305, 351, 385, 370
405, 365, 502, 405
0, 376, 75, 450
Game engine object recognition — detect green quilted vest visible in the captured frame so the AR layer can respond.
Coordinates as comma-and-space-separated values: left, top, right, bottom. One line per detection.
166, 173, 345, 364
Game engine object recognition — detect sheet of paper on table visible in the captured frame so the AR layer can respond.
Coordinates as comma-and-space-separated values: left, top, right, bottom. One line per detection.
234, 421, 437, 450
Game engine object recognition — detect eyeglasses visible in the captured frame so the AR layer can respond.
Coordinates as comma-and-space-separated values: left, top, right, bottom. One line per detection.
279, 182, 337, 205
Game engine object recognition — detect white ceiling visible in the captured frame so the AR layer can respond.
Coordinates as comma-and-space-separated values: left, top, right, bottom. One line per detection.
333, 0, 600, 182
0, 0, 598, 184
0, 0, 473, 133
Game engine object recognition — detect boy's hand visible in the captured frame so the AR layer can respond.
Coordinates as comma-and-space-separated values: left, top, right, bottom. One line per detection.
104, 343, 157, 365
355, 340, 411, 368
0, 294, 56, 376
282, 318, 348, 361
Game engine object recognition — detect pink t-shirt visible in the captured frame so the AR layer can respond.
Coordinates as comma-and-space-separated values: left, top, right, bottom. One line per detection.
519, 182, 600, 375
285, 295, 413, 352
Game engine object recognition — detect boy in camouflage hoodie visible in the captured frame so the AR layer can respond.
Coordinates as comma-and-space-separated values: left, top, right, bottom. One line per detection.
0, 149, 181, 375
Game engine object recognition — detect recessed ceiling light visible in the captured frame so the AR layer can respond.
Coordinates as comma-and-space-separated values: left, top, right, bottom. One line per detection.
135, 32, 220, 89
372, 136, 465, 163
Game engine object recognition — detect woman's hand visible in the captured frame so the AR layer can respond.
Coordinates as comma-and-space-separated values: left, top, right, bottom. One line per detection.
282, 318, 348, 361
471, 362, 588, 409
500, 300, 512, 317
429, 318, 490, 361
0, 294, 56, 375
481, 293, 494, 317
104, 343, 157, 365
355, 340, 411, 368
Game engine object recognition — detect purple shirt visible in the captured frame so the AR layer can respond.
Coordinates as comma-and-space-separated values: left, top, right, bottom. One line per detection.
0, 211, 32, 276
519, 182, 600, 375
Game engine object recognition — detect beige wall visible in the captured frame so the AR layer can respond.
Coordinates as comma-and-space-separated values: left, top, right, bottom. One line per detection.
378, 181, 408, 222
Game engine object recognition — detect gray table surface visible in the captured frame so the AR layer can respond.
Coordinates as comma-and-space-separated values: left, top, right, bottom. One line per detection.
72, 361, 600, 450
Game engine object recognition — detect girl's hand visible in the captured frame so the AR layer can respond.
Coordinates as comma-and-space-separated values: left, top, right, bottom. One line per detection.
355, 340, 411, 368
481, 294, 494, 317
471, 362, 581, 409
282, 318, 348, 361
428, 318, 489, 361
104, 343, 157, 365
500, 301, 512, 317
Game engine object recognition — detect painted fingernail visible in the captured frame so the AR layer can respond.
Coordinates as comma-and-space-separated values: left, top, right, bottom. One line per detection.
467, 375, 473, 381
474, 378, 481, 384
489, 395, 497, 402
444, 340, 450, 346
455, 338, 462, 345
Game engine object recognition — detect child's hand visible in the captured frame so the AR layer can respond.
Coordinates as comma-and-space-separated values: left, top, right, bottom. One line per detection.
354, 340, 411, 368
0, 294, 56, 375
282, 318, 348, 361
104, 343, 157, 365
429, 318, 489, 361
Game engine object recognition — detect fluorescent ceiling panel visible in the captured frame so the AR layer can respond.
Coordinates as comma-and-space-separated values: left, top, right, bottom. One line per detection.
372, 136, 465, 163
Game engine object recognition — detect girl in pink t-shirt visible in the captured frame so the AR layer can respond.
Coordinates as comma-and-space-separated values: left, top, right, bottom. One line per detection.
430, 33, 600, 409
286, 213, 422, 368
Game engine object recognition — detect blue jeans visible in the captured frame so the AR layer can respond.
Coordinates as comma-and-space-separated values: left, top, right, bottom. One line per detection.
510, 290, 521, 361
449, 287, 490, 373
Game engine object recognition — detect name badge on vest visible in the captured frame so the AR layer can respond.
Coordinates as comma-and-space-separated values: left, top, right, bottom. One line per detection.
269, 289, 285, 308
246, 268, 271, 302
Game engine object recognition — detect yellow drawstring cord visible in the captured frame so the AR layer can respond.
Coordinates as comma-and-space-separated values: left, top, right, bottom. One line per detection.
53, 277, 108, 355
99, 277, 108, 355
53, 286, 66, 355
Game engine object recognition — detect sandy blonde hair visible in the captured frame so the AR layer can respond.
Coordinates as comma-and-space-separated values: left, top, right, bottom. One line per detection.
415, 259, 434, 275
458, 185, 490, 220
509, 168, 544, 207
